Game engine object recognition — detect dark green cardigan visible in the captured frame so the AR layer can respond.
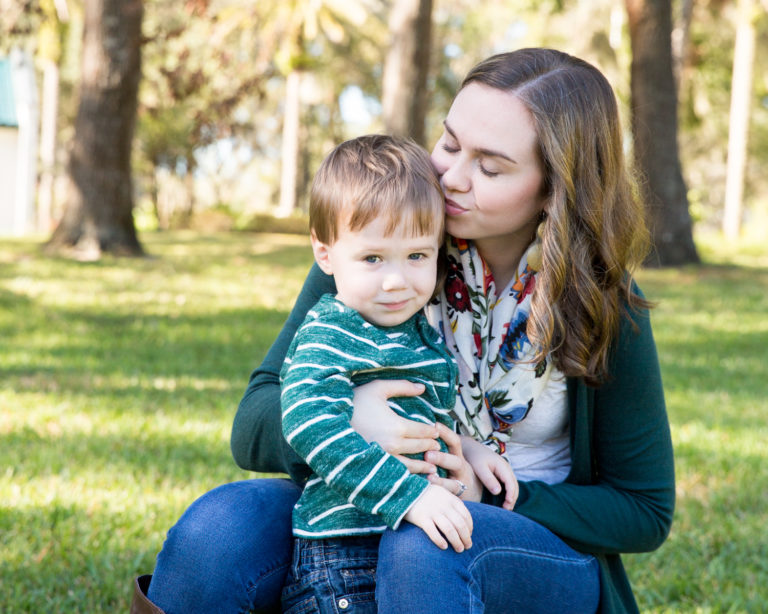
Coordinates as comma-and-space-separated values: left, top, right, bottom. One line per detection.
231, 264, 675, 614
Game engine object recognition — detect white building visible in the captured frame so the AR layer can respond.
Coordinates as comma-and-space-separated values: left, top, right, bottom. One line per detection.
0, 50, 39, 236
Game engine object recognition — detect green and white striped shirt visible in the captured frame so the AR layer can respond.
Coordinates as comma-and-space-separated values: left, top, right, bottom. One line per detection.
280, 294, 458, 538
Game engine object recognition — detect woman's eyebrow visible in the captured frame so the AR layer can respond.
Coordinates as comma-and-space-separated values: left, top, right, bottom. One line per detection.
443, 120, 517, 164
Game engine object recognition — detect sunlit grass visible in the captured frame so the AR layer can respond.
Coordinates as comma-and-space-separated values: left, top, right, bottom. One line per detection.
1, 231, 315, 612
1, 229, 766, 612
625, 233, 768, 613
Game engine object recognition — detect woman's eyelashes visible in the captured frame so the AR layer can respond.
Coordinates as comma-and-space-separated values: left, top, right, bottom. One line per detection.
442, 141, 459, 154
479, 161, 499, 178
441, 134, 500, 178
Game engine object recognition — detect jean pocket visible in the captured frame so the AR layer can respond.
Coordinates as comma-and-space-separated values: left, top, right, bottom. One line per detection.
281, 569, 322, 613
281, 593, 319, 614
340, 566, 377, 602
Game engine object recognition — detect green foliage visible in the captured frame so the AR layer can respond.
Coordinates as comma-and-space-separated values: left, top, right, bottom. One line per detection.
1, 231, 767, 611
678, 2, 768, 229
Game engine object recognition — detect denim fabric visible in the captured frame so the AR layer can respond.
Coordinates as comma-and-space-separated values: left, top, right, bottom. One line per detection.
376, 501, 600, 614
147, 480, 599, 614
148, 479, 301, 614
281, 536, 379, 614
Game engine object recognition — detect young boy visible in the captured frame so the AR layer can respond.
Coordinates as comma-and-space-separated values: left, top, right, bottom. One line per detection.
280, 135, 472, 613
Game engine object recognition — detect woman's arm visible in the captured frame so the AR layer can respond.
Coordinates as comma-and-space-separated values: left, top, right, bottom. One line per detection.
230, 264, 335, 483
498, 305, 676, 555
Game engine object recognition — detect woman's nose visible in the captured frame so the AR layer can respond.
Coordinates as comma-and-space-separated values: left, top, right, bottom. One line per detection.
439, 156, 470, 193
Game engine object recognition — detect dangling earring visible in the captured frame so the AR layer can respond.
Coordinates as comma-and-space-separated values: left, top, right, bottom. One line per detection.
527, 211, 546, 272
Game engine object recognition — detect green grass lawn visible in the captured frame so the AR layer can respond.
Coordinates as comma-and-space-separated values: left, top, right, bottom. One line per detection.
1, 231, 766, 612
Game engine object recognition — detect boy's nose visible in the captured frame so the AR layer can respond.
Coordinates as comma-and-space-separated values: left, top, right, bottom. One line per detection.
381, 268, 407, 291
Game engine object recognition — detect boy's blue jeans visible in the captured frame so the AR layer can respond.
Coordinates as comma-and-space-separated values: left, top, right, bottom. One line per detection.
281, 536, 380, 613
148, 479, 599, 614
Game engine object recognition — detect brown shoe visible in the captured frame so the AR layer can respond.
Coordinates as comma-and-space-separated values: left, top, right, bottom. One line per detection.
130, 576, 166, 614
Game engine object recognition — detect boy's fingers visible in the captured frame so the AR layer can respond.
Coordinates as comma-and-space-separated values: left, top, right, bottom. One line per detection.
435, 515, 464, 553
424, 523, 448, 550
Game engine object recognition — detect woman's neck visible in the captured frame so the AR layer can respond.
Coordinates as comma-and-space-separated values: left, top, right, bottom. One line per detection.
475, 236, 532, 290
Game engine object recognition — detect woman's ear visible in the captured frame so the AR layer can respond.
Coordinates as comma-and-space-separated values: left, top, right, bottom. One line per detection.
310, 231, 333, 275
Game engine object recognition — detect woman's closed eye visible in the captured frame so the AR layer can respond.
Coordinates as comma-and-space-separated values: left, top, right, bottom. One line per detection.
479, 162, 500, 178
442, 142, 459, 154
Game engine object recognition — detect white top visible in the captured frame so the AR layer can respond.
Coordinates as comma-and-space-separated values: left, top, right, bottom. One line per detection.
501, 369, 571, 484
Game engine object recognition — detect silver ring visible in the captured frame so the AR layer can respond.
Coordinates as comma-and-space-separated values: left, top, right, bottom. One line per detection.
455, 480, 467, 498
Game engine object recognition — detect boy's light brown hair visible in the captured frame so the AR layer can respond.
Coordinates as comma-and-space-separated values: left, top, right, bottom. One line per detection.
309, 134, 445, 245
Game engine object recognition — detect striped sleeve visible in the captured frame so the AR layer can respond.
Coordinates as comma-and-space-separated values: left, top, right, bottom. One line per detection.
281, 311, 427, 529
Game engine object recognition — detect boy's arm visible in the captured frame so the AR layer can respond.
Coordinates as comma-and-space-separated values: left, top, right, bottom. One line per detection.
281, 320, 429, 529
231, 264, 335, 483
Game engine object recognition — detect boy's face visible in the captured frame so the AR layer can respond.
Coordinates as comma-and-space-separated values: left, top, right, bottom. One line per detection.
311, 214, 440, 327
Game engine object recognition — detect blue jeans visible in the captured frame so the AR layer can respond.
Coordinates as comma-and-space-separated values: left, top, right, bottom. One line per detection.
281, 536, 379, 614
147, 479, 599, 614
377, 502, 599, 614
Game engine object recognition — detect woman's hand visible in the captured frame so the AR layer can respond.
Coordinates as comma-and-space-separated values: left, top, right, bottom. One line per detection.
350, 379, 442, 475
423, 423, 485, 503
460, 435, 519, 510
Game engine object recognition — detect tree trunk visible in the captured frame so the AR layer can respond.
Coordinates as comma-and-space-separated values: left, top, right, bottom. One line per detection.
723, 0, 756, 239
275, 69, 301, 218
37, 58, 58, 234
46, 0, 144, 258
625, 0, 699, 266
382, 0, 433, 146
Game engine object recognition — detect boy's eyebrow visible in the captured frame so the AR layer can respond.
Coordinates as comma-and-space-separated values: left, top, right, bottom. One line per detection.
443, 120, 517, 164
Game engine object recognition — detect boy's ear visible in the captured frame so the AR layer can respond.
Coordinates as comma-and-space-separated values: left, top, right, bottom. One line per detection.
310, 231, 333, 275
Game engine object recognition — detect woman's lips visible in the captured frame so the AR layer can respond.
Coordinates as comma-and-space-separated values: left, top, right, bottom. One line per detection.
445, 198, 467, 216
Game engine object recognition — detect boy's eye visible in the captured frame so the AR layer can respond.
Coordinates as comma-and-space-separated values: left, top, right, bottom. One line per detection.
408, 253, 426, 261
363, 255, 381, 264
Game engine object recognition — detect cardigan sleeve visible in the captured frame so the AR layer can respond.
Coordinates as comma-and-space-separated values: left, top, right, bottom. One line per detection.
504, 304, 676, 555
230, 264, 336, 483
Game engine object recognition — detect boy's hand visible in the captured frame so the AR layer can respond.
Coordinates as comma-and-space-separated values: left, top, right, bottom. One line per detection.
461, 436, 518, 510
404, 484, 473, 552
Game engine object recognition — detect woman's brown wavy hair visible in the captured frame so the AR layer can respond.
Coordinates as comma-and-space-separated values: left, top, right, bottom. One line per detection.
461, 48, 651, 386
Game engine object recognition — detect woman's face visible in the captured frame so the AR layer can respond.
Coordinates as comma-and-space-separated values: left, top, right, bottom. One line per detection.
431, 82, 546, 251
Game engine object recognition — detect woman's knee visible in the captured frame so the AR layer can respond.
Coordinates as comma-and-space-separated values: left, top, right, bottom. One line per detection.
378, 522, 454, 576
159, 479, 300, 567
148, 479, 301, 613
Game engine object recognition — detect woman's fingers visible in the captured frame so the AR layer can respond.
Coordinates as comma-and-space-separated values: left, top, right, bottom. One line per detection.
474, 463, 502, 495
393, 454, 437, 475
350, 380, 439, 455
424, 449, 463, 473
370, 378, 426, 399
435, 422, 462, 453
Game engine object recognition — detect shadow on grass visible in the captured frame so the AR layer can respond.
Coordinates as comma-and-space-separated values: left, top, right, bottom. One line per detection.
4, 305, 290, 382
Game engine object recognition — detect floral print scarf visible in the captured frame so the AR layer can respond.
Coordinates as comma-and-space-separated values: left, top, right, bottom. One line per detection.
426, 237, 552, 453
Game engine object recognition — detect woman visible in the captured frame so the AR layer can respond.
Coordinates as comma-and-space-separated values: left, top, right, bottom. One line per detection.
133, 48, 674, 614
